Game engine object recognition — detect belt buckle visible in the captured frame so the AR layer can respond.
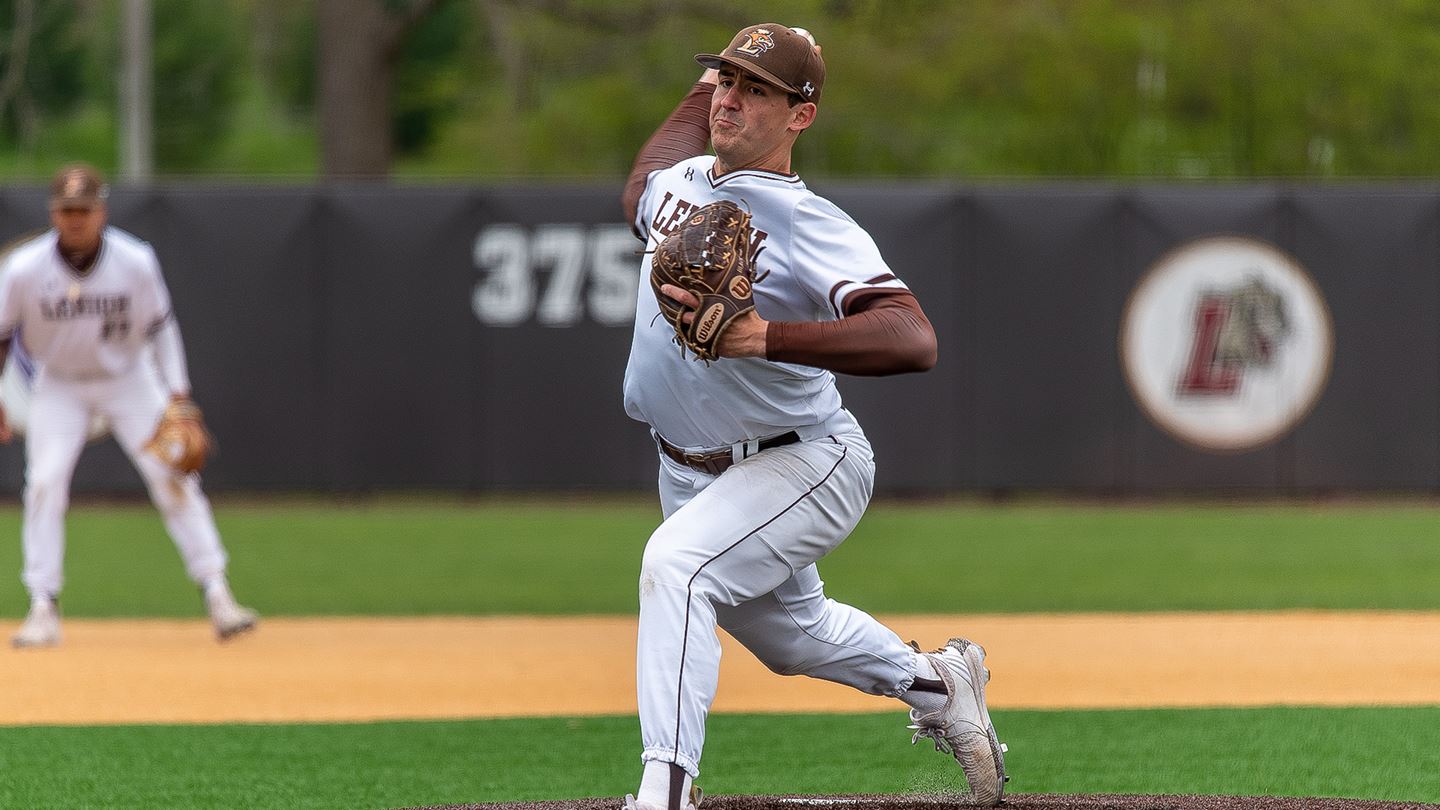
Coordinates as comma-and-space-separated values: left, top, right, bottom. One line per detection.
683, 450, 728, 476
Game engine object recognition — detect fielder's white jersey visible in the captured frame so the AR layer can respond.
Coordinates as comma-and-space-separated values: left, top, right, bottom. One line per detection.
0, 227, 173, 380
624, 155, 910, 448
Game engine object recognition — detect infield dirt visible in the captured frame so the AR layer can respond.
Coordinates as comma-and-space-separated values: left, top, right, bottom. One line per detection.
3, 611, 1438, 725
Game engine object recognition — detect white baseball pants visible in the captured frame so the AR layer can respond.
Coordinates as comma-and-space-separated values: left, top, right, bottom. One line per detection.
638, 410, 919, 778
21, 364, 228, 598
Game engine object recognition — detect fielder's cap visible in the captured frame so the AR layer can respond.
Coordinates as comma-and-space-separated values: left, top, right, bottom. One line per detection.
49, 163, 109, 209
697, 23, 825, 105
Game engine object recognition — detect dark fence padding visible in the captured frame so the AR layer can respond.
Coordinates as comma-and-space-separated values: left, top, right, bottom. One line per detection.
0, 183, 1429, 494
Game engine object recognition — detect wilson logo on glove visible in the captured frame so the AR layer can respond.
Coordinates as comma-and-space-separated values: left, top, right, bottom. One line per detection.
695, 304, 726, 343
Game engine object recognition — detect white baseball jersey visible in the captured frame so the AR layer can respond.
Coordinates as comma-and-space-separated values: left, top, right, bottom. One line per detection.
624, 155, 911, 448
0, 227, 173, 380
626, 161, 930, 794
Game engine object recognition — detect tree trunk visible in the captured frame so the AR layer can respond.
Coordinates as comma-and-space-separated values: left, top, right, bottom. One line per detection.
0, 0, 36, 132
317, 0, 396, 177
477, 0, 526, 111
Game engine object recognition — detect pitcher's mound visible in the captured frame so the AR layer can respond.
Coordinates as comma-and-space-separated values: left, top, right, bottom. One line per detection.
411, 794, 1438, 810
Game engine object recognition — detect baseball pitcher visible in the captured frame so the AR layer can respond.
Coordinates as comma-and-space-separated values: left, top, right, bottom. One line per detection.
0, 164, 258, 647
619, 24, 1006, 810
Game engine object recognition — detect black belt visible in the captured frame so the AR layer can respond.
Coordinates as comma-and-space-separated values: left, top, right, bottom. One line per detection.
657, 431, 802, 476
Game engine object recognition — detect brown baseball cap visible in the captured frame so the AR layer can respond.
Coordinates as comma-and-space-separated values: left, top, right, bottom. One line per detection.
697, 23, 825, 105
49, 163, 109, 209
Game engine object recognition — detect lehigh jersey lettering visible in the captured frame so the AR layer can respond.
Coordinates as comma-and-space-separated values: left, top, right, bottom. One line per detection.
624, 155, 911, 449
0, 227, 172, 379
650, 192, 771, 266
40, 294, 129, 320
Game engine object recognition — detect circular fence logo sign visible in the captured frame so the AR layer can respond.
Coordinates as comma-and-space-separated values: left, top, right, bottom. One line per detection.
1119, 236, 1333, 452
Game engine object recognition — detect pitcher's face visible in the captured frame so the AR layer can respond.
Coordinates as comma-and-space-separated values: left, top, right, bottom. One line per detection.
710, 66, 814, 172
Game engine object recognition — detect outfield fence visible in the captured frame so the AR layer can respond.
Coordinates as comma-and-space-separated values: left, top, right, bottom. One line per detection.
0, 182, 1434, 494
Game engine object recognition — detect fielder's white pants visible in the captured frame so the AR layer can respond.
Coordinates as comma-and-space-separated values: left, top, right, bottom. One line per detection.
639, 410, 918, 778
21, 364, 228, 598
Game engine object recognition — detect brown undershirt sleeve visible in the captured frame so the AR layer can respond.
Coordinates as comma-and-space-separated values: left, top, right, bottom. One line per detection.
766, 291, 938, 376
621, 81, 716, 237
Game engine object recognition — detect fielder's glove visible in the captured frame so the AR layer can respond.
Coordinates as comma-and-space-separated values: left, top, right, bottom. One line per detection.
144, 396, 214, 475
649, 199, 763, 362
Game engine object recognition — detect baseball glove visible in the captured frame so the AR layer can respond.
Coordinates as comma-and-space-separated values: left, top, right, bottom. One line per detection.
649, 199, 761, 362
143, 397, 214, 474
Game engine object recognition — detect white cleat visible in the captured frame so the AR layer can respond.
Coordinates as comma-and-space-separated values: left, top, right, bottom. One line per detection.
207, 594, 259, 642
908, 637, 1008, 806
622, 785, 702, 810
12, 600, 61, 648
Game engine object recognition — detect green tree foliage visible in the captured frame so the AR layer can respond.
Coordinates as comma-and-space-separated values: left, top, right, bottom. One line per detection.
0, 2, 96, 156
392, 3, 468, 154
0, 0, 246, 175
147, 0, 246, 170
6, 0, 1440, 179
406, 0, 1440, 179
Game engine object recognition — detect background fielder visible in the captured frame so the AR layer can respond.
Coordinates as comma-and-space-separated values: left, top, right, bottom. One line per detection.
0, 163, 258, 647
619, 24, 1006, 810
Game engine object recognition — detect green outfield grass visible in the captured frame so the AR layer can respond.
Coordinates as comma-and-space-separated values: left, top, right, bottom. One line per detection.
4, 498, 1437, 809
2, 497, 1436, 616
1, 708, 1436, 810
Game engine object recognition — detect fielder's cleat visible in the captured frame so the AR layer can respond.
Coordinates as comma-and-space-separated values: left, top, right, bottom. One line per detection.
206, 594, 259, 642
12, 599, 61, 648
908, 637, 1008, 806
